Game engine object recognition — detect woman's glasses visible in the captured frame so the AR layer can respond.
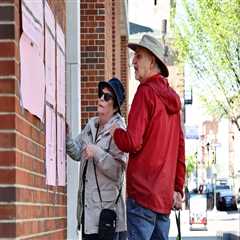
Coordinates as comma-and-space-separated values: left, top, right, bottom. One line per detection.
99, 91, 114, 102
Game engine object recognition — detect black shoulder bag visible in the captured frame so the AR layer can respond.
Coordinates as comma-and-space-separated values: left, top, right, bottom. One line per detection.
93, 124, 123, 240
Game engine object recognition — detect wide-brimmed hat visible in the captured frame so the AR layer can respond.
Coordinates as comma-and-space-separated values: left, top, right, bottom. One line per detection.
128, 34, 169, 77
98, 78, 125, 114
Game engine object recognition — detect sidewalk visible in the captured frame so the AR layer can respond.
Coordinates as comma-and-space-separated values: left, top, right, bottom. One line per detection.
169, 209, 240, 239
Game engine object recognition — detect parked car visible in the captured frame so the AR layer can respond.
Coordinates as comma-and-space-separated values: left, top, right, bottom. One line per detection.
216, 185, 238, 211
237, 188, 240, 204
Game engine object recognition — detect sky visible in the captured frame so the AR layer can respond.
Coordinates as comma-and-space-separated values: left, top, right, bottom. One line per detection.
128, 0, 171, 31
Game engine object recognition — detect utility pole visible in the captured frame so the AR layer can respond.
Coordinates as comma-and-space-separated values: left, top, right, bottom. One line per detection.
195, 151, 198, 190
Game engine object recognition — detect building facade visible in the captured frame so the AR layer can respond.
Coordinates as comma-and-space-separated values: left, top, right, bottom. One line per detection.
0, 0, 129, 239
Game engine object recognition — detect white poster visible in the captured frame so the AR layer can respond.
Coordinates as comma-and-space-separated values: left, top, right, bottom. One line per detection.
45, 105, 56, 186
57, 115, 66, 186
45, 2, 56, 106
21, 0, 44, 57
56, 24, 65, 116
20, 34, 45, 121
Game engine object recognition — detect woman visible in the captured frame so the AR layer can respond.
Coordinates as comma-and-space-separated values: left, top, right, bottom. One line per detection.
66, 78, 127, 240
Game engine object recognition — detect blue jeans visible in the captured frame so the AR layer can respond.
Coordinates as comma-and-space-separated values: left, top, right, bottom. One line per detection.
127, 198, 170, 240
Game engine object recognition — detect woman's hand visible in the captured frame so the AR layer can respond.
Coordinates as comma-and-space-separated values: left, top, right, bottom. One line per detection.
66, 122, 70, 135
83, 144, 96, 160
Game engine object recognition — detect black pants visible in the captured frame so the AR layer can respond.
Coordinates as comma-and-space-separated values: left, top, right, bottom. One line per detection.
82, 232, 100, 240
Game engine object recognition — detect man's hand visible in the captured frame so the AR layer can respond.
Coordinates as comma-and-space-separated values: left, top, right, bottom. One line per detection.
173, 191, 182, 210
110, 123, 118, 137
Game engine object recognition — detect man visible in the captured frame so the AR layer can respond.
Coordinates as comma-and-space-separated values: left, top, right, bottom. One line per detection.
111, 34, 185, 240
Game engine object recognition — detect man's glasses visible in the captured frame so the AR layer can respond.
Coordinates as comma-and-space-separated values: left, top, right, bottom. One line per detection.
99, 91, 114, 102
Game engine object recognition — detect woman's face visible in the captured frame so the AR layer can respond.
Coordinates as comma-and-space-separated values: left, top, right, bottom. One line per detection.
97, 87, 118, 120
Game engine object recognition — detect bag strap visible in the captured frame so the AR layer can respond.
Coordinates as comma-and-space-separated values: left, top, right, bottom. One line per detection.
93, 123, 103, 203
175, 210, 181, 240
93, 123, 123, 206
93, 160, 124, 205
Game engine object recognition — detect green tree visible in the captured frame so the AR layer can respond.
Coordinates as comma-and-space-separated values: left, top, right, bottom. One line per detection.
186, 154, 196, 184
173, 0, 240, 130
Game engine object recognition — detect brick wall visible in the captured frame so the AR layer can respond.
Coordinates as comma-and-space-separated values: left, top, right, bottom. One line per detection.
120, 35, 129, 121
112, 0, 121, 78
0, 0, 67, 239
80, 0, 128, 127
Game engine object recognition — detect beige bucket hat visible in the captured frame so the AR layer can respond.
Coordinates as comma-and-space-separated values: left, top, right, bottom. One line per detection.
128, 34, 169, 77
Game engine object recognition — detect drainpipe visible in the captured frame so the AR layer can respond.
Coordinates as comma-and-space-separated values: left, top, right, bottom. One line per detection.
66, 1, 81, 239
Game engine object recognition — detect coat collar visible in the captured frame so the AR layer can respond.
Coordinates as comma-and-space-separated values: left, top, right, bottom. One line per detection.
89, 113, 122, 141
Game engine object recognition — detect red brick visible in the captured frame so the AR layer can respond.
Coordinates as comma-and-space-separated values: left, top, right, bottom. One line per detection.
16, 168, 45, 188
0, 132, 16, 148
0, 24, 15, 39
25, 229, 66, 240
16, 133, 43, 160
14, 205, 66, 219
0, 0, 16, 3
15, 151, 44, 175
0, 96, 15, 112
15, 219, 66, 237
0, 42, 15, 57
0, 78, 15, 94
15, 115, 45, 145
0, 205, 16, 219
0, 169, 15, 184
0, 223, 16, 238
0, 187, 16, 201
0, 151, 15, 166
0, 60, 15, 75
0, 114, 15, 129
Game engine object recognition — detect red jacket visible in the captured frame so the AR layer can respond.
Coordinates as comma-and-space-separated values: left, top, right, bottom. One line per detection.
114, 74, 185, 214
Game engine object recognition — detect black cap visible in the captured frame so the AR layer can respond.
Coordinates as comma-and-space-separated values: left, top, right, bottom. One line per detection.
98, 78, 125, 114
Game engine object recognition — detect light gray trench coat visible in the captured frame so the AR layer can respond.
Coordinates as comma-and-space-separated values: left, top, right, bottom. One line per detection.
66, 113, 128, 235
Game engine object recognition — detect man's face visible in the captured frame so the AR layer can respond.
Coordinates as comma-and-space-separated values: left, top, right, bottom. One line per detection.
132, 47, 154, 82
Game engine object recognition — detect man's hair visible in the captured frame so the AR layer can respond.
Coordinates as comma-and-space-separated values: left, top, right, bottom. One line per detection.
145, 48, 162, 73
154, 57, 162, 73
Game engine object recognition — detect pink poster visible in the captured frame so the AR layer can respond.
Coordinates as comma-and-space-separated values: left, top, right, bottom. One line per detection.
57, 115, 66, 186
45, 2, 56, 106
45, 105, 56, 186
56, 24, 66, 116
21, 0, 44, 57
20, 33, 45, 121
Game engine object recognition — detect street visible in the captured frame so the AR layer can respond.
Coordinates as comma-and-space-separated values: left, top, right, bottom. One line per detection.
169, 209, 240, 240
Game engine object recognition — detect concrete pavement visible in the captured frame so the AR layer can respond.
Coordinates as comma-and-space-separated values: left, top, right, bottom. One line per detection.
169, 209, 240, 240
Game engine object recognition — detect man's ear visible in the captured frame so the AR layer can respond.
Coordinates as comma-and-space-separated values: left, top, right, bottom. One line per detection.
150, 55, 157, 69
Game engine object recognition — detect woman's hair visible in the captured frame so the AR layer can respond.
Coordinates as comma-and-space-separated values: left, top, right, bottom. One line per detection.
111, 90, 119, 112
105, 87, 119, 113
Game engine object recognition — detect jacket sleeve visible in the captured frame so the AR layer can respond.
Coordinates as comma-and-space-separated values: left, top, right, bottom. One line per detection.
93, 140, 128, 181
174, 119, 186, 197
66, 126, 87, 161
114, 86, 152, 153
